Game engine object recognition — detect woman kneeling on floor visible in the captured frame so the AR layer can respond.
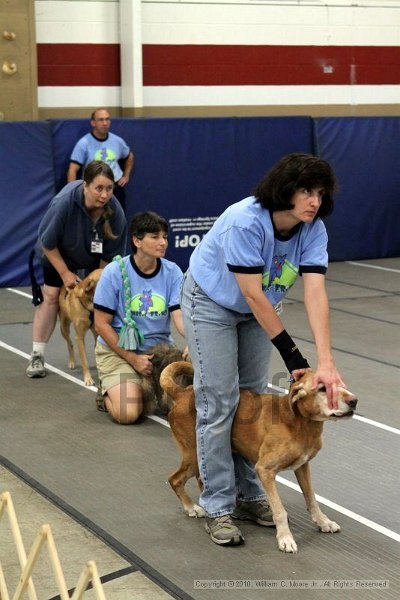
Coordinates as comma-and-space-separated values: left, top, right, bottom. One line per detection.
93, 211, 186, 424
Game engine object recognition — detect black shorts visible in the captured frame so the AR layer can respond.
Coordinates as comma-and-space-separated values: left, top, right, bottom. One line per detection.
43, 264, 64, 287
42, 264, 96, 288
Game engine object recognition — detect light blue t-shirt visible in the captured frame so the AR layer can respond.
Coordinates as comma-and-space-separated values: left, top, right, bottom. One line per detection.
94, 255, 183, 351
189, 196, 328, 313
70, 132, 130, 181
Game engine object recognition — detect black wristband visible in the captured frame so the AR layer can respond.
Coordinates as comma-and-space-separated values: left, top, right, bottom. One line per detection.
271, 329, 310, 373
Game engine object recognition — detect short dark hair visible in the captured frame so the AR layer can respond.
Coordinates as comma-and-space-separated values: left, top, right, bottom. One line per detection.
254, 153, 336, 218
83, 160, 114, 184
129, 211, 169, 253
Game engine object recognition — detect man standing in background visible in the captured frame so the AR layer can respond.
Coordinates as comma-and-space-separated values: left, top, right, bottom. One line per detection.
67, 108, 134, 212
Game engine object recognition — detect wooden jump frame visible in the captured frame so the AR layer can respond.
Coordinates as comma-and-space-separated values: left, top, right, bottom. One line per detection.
0, 491, 106, 599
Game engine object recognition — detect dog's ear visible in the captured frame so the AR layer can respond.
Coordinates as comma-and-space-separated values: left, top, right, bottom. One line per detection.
73, 281, 86, 298
85, 278, 96, 294
289, 381, 307, 407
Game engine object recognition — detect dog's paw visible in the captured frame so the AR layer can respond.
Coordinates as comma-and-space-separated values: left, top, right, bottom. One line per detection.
68, 360, 76, 369
186, 504, 206, 518
278, 535, 298, 553
319, 520, 340, 533
84, 376, 95, 386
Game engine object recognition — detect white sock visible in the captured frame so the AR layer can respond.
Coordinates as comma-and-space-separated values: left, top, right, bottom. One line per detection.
32, 342, 47, 356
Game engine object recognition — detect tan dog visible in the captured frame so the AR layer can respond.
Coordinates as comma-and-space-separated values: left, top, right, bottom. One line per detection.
58, 269, 103, 386
160, 362, 358, 553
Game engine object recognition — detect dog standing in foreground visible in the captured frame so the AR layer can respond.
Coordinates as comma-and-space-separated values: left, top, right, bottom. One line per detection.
58, 268, 103, 386
160, 361, 358, 553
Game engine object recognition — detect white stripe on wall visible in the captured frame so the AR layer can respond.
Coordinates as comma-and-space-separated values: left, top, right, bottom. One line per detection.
143, 84, 400, 107
38, 86, 121, 107
37, 84, 400, 108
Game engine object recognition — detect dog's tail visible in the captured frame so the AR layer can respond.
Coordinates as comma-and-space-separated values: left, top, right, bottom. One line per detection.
159, 361, 194, 399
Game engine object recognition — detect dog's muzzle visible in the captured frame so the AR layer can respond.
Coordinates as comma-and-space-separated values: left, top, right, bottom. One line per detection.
332, 410, 354, 419
331, 396, 357, 419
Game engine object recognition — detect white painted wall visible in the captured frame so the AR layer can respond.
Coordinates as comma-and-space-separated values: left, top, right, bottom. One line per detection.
35, 1, 120, 43
35, 1, 400, 46
35, 1, 400, 109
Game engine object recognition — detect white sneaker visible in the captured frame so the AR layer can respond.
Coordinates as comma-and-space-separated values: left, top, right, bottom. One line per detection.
26, 351, 46, 378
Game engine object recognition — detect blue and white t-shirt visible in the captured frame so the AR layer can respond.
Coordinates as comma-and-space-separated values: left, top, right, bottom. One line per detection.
94, 255, 183, 350
70, 132, 130, 182
189, 196, 328, 313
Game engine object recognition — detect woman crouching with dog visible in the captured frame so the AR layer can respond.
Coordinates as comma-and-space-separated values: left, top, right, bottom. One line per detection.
26, 160, 127, 379
93, 211, 187, 424
181, 153, 346, 547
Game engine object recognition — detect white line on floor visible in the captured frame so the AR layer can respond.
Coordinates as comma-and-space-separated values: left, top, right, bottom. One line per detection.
276, 476, 400, 543
0, 341, 97, 391
6, 288, 33, 299
352, 414, 400, 435
1, 337, 399, 545
6, 287, 399, 436
346, 261, 400, 273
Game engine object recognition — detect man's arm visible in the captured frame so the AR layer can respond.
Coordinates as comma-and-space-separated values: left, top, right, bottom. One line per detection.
67, 162, 81, 182
117, 152, 134, 187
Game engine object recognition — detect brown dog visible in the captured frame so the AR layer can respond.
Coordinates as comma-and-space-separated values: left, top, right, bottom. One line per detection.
58, 269, 103, 386
160, 361, 358, 553
140, 343, 191, 415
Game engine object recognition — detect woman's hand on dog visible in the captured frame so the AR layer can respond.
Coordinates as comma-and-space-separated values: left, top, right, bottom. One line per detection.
62, 270, 81, 290
130, 353, 154, 377
292, 365, 346, 410
312, 366, 346, 411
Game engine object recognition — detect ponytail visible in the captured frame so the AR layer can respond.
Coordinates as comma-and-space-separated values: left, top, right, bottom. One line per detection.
102, 203, 118, 240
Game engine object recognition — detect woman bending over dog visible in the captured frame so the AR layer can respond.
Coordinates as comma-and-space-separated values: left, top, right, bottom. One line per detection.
93, 211, 187, 424
26, 160, 127, 379
181, 153, 346, 547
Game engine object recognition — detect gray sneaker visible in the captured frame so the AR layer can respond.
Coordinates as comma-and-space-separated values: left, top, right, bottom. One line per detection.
26, 351, 46, 378
205, 515, 244, 546
232, 499, 275, 527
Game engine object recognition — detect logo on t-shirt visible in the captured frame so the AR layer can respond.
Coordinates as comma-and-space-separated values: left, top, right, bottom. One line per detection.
130, 290, 168, 318
263, 254, 298, 295
94, 147, 117, 163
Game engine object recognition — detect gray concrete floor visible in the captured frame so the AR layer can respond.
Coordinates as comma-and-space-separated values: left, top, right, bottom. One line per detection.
0, 466, 173, 600
0, 257, 399, 599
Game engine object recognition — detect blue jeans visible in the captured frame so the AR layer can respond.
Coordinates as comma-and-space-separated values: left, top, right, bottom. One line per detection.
181, 271, 272, 517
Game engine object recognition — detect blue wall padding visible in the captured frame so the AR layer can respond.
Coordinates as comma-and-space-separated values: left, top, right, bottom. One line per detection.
50, 119, 91, 193
0, 121, 55, 286
316, 117, 400, 260
0, 116, 399, 287
109, 116, 315, 267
